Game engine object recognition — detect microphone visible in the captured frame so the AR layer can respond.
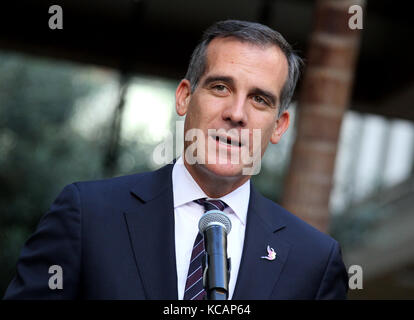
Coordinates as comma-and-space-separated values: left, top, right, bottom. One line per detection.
198, 209, 232, 300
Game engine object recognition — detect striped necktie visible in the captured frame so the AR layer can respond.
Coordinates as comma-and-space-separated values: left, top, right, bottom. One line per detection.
183, 198, 228, 300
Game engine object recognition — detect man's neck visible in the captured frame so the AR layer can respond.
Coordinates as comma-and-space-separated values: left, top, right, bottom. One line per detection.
183, 161, 251, 198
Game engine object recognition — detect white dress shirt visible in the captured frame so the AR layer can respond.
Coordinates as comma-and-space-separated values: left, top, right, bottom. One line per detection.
172, 156, 250, 300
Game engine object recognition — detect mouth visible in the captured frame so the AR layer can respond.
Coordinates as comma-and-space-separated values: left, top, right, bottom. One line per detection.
214, 135, 243, 148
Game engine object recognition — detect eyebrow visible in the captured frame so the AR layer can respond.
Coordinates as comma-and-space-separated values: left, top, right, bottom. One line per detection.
202, 75, 235, 88
249, 87, 278, 107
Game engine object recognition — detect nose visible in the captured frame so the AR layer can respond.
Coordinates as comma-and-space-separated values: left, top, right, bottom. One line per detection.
222, 95, 248, 127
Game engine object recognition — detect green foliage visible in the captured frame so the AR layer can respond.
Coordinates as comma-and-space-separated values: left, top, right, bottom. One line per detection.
0, 52, 112, 295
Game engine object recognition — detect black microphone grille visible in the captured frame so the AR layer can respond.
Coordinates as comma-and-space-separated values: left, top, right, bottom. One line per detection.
198, 210, 232, 234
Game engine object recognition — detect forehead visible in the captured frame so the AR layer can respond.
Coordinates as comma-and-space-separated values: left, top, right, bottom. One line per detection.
202, 37, 288, 92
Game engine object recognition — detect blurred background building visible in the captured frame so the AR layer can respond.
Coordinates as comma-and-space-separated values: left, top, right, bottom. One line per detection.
1, 0, 413, 299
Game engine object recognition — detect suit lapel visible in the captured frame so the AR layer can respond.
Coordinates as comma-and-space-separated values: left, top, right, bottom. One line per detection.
123, 164, 290, 300
124, 164, 178, 299
232, 184, 290, 300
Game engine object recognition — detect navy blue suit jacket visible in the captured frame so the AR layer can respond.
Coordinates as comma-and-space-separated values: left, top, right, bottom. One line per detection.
4, 163, 348, 299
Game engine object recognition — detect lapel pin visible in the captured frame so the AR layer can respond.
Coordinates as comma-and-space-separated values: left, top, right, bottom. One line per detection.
261, 245, 276, 261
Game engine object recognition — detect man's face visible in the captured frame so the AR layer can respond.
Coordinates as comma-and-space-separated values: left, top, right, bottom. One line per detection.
176, 37, 290, 181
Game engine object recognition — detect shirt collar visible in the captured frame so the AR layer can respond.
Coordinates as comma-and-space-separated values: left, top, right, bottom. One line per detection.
172, 156, 250, 225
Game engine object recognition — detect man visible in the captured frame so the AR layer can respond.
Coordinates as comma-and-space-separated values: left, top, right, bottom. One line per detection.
4, 20, 348, 299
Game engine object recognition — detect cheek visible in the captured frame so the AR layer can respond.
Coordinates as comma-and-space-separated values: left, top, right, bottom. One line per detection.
185, 100, 204, 130
250, 115, 276, 142
193, 96, 224, 127
260, 131, 272, 150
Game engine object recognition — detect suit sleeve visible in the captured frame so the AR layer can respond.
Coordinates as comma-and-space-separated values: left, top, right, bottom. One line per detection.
3, 184, 82, 299
315, 241, 349, 299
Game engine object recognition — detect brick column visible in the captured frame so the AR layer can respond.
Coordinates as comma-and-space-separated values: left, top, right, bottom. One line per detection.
282, 0, 365, 232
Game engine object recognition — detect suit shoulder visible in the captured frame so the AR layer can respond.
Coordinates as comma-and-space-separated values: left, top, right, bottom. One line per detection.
260, 194, 339, 248
70, 169, 153, 194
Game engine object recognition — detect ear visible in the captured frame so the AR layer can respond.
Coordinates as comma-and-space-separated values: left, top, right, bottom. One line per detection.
270, 111, 290, 144
175, 79, 192, 116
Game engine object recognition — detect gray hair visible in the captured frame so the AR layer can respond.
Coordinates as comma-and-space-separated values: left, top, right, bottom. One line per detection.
184, 20, 303, 117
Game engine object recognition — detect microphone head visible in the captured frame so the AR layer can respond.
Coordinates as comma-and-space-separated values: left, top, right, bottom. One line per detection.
198, 210, 232, 234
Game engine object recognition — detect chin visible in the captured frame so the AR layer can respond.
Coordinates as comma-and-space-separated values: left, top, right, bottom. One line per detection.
201, 162, 245, 178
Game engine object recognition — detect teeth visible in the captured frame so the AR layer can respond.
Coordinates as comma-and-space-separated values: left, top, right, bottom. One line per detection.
218, 136, 229, 144
230, 139, 238, 146
217, 136, 240, 147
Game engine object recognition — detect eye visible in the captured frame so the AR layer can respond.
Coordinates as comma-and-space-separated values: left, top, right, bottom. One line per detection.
212, 84, 227, 92
252, 95, 269, 105
210, 84, 230, 96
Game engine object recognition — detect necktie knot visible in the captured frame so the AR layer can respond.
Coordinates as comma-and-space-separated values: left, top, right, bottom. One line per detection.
194, 198, 228, 212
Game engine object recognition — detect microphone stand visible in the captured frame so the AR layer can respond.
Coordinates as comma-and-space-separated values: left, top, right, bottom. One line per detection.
202, 225, 231, 300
